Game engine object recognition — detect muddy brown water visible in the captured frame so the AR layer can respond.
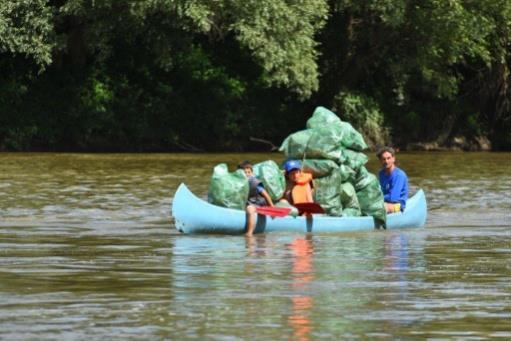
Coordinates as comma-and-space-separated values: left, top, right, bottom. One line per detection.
1, 152, 510, 339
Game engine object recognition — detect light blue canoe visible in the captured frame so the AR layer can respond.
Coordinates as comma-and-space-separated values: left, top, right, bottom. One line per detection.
172, 183, 427, 234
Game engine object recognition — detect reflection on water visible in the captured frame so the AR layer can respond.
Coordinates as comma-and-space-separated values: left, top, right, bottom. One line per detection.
0, 152, 510, 339
288, 236, 314, 341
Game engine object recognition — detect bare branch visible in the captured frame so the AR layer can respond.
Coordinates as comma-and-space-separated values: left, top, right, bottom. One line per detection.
249, 137, 278, 151
173, 140, 203, 152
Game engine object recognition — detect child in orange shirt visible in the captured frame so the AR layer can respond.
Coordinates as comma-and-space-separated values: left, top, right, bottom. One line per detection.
282, 160, 314, 205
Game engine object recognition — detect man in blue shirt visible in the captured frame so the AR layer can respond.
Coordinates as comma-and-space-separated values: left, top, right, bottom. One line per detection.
377, 147, 408, 213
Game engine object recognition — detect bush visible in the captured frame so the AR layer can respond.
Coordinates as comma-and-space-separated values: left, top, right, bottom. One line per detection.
332, 91, 390, 149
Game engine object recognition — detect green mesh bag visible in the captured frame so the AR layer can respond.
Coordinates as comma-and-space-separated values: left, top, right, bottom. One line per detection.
342, 208, 363, 217
313, 170, 343, 216
306, 106, 343, 128
339, 164, 356, 183
207, 163, 248, 210
337, 121, 368, 151
279, 129, 312, 158
342, 149, 368, 172
355, 172, 386, 224
306, 106, 368, 151
340, 182, 361, 216
302, 159, 339, 178
279, 128, 344, 162
353, 166, 372, 191
253, 160, 285, 201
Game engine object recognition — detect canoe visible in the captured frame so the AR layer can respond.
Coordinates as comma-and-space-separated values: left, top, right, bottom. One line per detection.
172, 183, 427, 234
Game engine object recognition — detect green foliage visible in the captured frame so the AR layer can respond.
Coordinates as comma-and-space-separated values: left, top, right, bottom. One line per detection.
0, 0, 54, 68
1, 0, 511, 151
333, 0, 493, 99
465, 112, 483, 136
320, 0, 511, 149
89, 0, 328, 98
3, 125, 37, 150
231, 0, 328, 98
332, 92, 389, 148
401, 111, 421, 140
166, 0, 329, 98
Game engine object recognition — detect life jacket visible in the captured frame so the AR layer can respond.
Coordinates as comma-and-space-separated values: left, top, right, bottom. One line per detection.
290, 172, 314, 204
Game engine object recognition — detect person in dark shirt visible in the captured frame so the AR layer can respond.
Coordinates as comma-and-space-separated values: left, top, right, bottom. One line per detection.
377, 147, 409, 213
238, 161, 274, 236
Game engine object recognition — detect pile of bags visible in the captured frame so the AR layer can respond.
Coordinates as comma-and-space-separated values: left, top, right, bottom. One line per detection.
279, 106, 386, 223
207, 161, 285, 210
207, 106, 386, 223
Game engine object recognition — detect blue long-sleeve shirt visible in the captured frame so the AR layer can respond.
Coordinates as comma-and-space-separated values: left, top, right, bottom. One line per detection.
379, 167, 409, 211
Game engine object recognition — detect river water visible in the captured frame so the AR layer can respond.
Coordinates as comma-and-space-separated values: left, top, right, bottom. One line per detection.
1, 152, 510, 339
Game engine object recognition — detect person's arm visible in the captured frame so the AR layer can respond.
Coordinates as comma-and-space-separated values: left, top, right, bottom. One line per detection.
260, 189, 273, 206
256, 182, 274, 206
387, 174, 406, 203
261, 189, 274, 206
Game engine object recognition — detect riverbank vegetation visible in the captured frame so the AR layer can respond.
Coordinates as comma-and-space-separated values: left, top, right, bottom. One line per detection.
1, 0, 510, 151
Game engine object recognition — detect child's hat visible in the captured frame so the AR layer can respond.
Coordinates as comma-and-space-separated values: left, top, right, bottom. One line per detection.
283, 160, 301, 173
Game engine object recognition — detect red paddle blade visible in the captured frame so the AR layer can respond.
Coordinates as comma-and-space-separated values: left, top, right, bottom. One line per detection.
255, 206, 291, 217
294, 202, 325, 214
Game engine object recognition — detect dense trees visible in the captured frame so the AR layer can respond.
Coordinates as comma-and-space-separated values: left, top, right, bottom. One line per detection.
1, 0, 510, 151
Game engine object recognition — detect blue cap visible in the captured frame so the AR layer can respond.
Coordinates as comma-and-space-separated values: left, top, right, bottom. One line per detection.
284, 160, 301, 173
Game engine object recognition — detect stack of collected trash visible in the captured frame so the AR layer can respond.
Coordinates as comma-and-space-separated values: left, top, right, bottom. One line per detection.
207, 106, 386, 224
279, 106, 386, 223
207, 161, 285, 210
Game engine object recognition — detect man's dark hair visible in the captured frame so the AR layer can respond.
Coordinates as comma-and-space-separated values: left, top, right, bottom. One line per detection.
237, 160, 253, 169
376, 146, 396, 159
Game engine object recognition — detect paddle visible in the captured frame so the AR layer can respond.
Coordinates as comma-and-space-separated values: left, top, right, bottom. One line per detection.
294, 202, 325, 215
255, 206, 291, 218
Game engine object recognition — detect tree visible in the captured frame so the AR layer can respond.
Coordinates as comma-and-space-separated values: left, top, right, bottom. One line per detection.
0, 0, 54, 68
317, 0, 509, 148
